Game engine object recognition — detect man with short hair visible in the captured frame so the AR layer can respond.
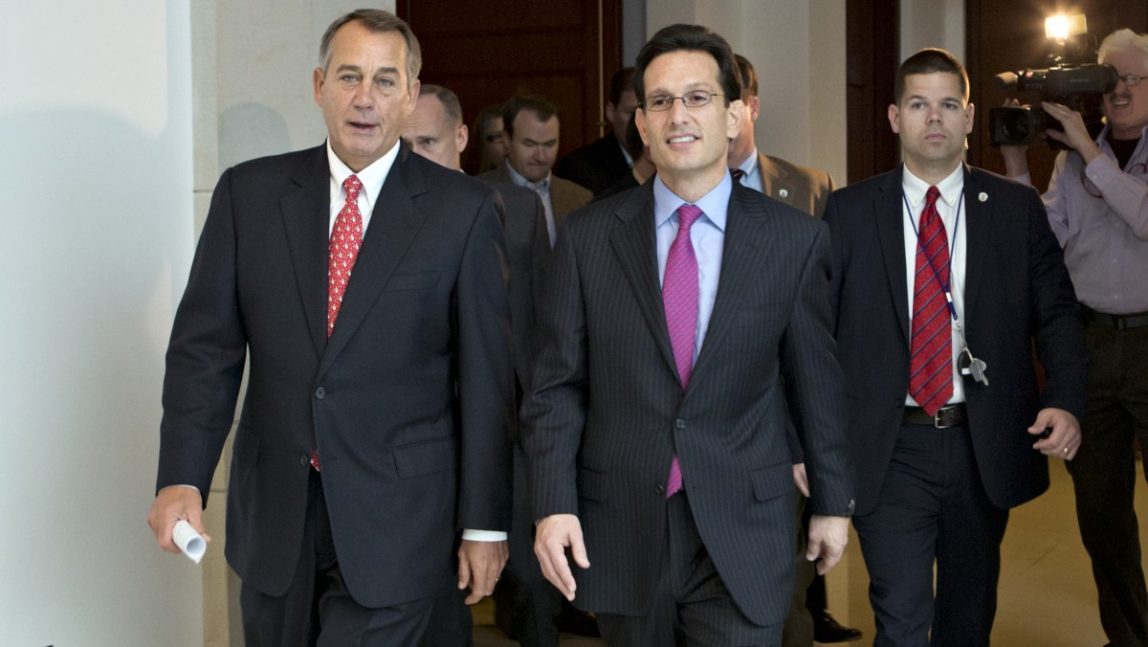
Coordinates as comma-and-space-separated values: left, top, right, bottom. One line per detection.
146, 11, 514, 645
729, 52, 859, 646
481, 94, 592, 246
524, 23, 853, 645
1001, 28, 1148, 647
556, 67, 639, 195
403, 83, 552, 647
826, 48, 1086, 645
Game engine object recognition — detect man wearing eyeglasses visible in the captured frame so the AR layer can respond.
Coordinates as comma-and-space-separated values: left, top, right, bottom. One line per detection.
523, 23, 853, 645
1002, 28, 1148, 647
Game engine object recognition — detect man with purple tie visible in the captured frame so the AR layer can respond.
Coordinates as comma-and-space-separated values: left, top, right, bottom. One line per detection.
522, 23, 853, 646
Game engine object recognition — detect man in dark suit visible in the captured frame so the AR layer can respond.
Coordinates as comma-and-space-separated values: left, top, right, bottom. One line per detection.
402, 83, 559, 647
146, 11, 514, 645
825, 48, 1086, 646
524, 24, 853, 646
727, 53, 859, 646
480, 95, 593, 247
555, 67, 638, 195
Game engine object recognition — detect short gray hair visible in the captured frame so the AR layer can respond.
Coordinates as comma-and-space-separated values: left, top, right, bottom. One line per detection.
1098, 29, 1148, 69
318, 9, 422, 82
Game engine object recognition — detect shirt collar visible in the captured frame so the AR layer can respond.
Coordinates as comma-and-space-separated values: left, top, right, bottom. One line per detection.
902, 163, 964, 209
653, 172, 732, 233
736, 148, 759, 178
326, 140, 400, 209
505, 160, 551, 192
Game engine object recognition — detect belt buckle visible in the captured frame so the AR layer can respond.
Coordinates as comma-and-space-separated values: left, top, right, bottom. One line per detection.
933, 406, 951, 429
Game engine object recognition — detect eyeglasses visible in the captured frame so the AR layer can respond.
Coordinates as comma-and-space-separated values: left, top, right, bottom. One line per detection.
1116, 74, 1145, 88
642, 91, 722, 111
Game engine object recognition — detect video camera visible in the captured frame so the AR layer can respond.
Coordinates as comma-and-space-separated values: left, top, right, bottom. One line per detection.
988, 63, 1117, 148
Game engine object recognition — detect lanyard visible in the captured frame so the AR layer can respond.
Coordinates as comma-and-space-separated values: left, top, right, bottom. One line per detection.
903, 189, 963, 323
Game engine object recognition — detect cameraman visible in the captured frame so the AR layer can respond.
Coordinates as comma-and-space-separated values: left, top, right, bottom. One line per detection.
1002, 28, 1148, 647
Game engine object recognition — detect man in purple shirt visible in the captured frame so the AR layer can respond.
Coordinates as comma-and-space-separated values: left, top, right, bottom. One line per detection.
1003, 28, 1148, 647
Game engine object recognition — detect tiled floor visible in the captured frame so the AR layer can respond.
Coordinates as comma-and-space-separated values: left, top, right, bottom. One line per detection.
475, 461, 1148, 645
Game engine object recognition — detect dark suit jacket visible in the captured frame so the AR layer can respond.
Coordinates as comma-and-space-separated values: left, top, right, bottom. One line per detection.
522, 181, 853, 626
476, 177, 551, 401
554, 131, 632, 196
825, 165, 1086, 516
757, 153, 834, 220
479, 164, 593, 226
157, 143, 515, 608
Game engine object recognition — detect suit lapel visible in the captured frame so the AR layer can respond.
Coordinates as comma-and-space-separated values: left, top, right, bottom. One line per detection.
961, 166, 992, 322
757, 153, 794, 207
690, 185, 770, 386
875, 168, 911, 346
609, 186, 679, 380
318, 145, 429, 378
281, 147, 331, 359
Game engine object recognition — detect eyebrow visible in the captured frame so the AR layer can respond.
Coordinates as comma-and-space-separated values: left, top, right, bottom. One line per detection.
334, 64, 401, 77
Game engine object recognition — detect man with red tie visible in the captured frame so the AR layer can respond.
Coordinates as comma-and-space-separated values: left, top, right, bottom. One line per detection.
146, 10, 514, 645
824, 48, 1086, 646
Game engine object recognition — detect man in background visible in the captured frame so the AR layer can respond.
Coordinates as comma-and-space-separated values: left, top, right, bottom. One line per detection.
555, 67, 639, 195
481, 94, 592, 247
1001, 28, 1148, 647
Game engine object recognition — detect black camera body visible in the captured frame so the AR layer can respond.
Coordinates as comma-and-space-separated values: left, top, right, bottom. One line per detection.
988, 63, 1117, 148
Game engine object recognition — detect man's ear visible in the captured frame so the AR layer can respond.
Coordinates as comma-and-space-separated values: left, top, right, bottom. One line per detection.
887, 103, 901, 134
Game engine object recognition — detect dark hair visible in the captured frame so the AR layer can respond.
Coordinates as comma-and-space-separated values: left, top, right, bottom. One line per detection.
318, 9, 422, 82
894, 48, 968, 104
734, 54, 758, 98
420, 84, 463, 125
633, 24, 741, 108
609, 67, 636, 106
501, 94, 560, 139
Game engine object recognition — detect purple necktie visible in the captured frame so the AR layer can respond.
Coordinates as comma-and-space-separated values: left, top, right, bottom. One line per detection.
663, 204, 703, 498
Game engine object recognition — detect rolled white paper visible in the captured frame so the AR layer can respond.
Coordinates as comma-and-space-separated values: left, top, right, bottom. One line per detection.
172, 520, 206, 564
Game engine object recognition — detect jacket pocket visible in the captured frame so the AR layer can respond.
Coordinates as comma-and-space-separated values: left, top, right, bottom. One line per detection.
577, 467, 609, 502
393, 436, 458, 478
752, 463, 793, 502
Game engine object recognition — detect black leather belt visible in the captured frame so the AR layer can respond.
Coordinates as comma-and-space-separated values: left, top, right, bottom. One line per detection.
1084, 307, 1148, 331
904, 403, 967, 428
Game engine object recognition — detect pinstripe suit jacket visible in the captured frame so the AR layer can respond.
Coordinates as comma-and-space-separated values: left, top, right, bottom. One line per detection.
522, 181, 853, 626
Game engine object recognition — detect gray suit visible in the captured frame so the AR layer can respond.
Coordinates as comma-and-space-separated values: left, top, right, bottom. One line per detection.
522, 180, 852, 630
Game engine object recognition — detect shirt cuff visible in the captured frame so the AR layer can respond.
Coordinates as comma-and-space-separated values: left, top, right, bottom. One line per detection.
161, 484, 201, 494
462, 529, 508, 542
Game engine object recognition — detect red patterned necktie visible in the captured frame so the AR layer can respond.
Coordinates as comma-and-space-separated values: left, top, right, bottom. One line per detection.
314, 174, 363, 472
908, 186, 953, 416
663, 204, 703, 498
328, 174, 364, 337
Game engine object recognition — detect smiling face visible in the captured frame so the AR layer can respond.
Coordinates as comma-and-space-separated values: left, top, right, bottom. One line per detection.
636, 50, 742, 199
1100, 47, 1148, 139
313, 21, 419, 172
888, 71, 973, 183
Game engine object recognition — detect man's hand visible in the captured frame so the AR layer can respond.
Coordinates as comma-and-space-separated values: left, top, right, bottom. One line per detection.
1028, 407, 1082, 461
147, 486, 210, 553
806, 515, 849, 575
792, 463, 810, 498
458, 539, 508, 604
1042, 101, 1103, 163
534, 513, 590, 601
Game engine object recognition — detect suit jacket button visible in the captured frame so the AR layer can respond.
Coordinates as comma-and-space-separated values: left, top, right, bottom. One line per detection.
655, 484, 665, 495
314, 387, 326, 400
299, 454, 310, 467
674, 419, 686, 429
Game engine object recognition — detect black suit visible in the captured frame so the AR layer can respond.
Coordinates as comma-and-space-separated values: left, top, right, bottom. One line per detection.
523, 180, 852, 641
157, 143, 514, 638
554, 131, 631, 196
825, 165, 1085, 645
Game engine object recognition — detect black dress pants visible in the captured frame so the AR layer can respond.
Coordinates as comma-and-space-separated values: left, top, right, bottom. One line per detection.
1069, 318, 1148, 647
240, 470, 436, 647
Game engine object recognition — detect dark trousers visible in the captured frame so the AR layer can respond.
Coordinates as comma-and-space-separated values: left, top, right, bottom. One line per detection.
853, 422, 1008, 647
781, 496, 815, 647
1069, 319, 1148, 646
596, 493, 781, 647
241, 470, 436, 647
